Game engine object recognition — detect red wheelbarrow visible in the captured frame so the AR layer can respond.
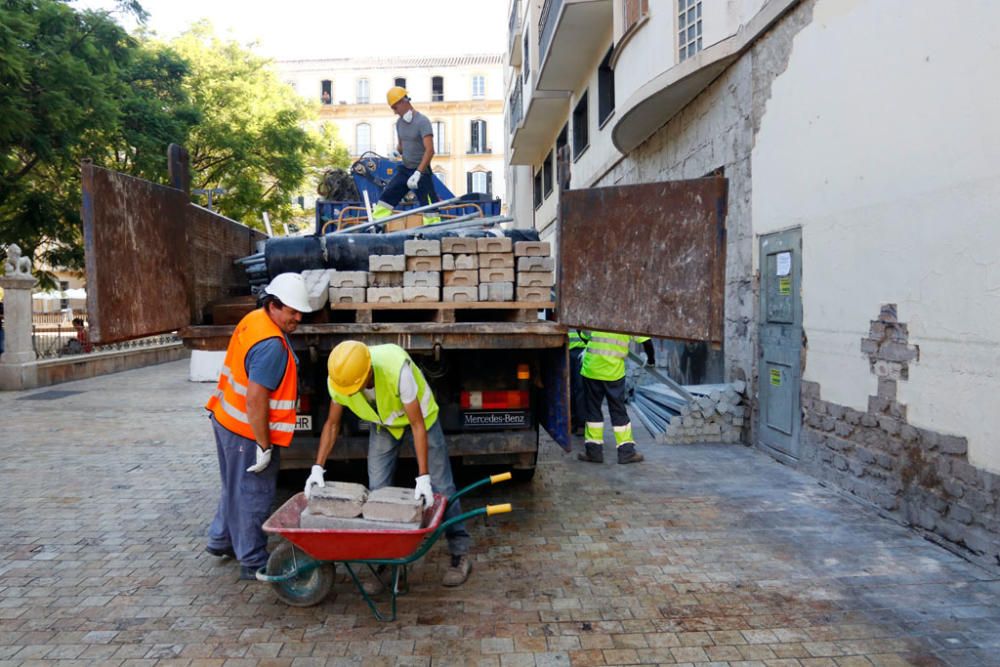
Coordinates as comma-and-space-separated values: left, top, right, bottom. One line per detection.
256, 472, 512, 620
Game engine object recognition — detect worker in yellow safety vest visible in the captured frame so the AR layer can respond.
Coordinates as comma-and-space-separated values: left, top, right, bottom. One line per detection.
578, 331, 656, 464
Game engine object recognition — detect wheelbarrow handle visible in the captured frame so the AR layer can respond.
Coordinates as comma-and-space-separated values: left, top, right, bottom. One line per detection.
445, 471, 512, 510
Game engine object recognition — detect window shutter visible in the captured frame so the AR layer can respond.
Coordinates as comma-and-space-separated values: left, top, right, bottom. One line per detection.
486, 172, 493, 196
470, 121, 479, 152
467, 172, 473, 193
482, 122, 488, 152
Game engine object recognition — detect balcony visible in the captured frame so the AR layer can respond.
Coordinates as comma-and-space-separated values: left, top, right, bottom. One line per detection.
508, 0, 523, 67
509, 86, 570, 166
537, 0, 612, 92
508, 77, 523, 136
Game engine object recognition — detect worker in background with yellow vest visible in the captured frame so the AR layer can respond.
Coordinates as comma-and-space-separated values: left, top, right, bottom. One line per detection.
371, 87, 441, 225
578, 331, 656, 465
307, 341, 472, 587
568, 329, 590, 436
204, 273, 315, 581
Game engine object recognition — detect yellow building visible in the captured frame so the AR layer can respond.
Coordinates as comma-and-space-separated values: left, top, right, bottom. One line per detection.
275, 54, 505, 207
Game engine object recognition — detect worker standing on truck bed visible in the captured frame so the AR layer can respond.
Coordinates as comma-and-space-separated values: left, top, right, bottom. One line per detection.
578, 331, 656, 465
204, 273, 315, 581
307, 341, 472, 588
371, 86, 441, 225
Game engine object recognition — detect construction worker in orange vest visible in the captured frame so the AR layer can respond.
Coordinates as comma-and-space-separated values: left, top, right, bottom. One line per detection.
204, 273, 315, 581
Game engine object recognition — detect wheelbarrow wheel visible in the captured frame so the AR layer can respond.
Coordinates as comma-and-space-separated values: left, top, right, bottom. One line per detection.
265, 542, 335, 607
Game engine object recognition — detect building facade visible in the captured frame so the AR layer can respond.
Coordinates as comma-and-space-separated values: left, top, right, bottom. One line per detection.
276, 55, 506, 205
506, 0, 1000, 569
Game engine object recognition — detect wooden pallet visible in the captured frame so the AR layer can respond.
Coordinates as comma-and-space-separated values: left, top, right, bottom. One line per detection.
328, 301, 555, 324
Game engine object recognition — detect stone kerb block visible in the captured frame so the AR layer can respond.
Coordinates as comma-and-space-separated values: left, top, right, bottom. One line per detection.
516, 286, 549, 302
367, 287, 403, 303
299, 511, 420, 531
406, 256, 442, 272
480, 253, 515, 269
301, 269, 333, 311
442, 237, 478, 254
443, 286, 478, 302
442, 254, 479, 270
477, 237, 512, 253
362, 487, 424, 523
514, 241, 551, 256
404, 271, 440, 287
307, 481, 368, 518
369, 271, 403, 287
404, 240, 441, 257
516, 271, 555, 287
329, 287, 366, 304
329, 271, 368, 288
480, 267, 515, 283
479, 282, 514, 302
443, 270, 478, 286
517, 256, 555, 272
369, 255, 405, 272
403, 286, 440, 302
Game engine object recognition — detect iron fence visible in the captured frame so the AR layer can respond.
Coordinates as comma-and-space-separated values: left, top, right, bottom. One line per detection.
32, 327, 181, 361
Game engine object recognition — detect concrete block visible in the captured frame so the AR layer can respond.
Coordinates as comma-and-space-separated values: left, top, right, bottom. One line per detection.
442, 254, 454, 271
516, 286, 549, 302
443, 270, 478, 286
514, 241, 551, 256
362, 487, 424, 523
478, 282, 514, 302
443, 286, 478, 302
404, 239, 441, 256
301, 269, 333, 311
479, 253, 515, 268
329, 287, 366, 304
367, 287, 403, 303
406, 256, 442, 272
368, 271, 403, 287
480, 267, 515, 283
516, 271, 555, 287
477, 236, 512, 253
307, 481, 368, 518
404, 271, 440, 287
299, 508, 420, 531
369, 255, 405, 272
329, 270, 368, 288
403, 286, 439, 302
517, 256, 555, 272
452, 253, 479, 270
441, 237, 478, 254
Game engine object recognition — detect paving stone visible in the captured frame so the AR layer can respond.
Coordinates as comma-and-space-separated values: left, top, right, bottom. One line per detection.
477, 237, 512, 253
516, 256, 555, 272
443, 286, 478, 303
405, 256, 442, 272
479, 268, 515, 283
515, 287, 549, 302
362, 487, 423, 523
404, 272, 440, 287
367, 287, 403, 303
402, 286, 440, 303
516, 272, 555, 287
300, 269, 333, 311
479, 253, 515, 269
369, 255, 406, 272
514, 241, 551, 256
329, 287, 366, 304
442, 270, 478, 287
404, 240, 441, 257
441, 238, 478, 254
329, 271, 369, 288
478, 282, 514, 302
306, 482, 367, 518
369, 271, 404, 287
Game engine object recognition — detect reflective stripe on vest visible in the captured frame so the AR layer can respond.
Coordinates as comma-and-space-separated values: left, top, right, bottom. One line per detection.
580, 331, 649, 381
329, 344, 439, 439
205, 309, 298, 446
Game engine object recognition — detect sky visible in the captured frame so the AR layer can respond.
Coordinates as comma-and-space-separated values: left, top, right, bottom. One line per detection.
73, 0, 508, 60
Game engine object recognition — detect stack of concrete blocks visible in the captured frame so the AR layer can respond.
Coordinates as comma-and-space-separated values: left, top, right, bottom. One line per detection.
441, 237, 480, 302
661, 381, 748, 444
366, 254, 405, 303
402, 240, 441, 303
328, 270, 368, 305
476, 236, 515, 302
301, 483, 424, 529
514, 241, 554, 302
300, 269, 334, 311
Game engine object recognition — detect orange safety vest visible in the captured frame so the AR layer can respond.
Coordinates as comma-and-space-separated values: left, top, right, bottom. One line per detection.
205, 309, 298, 447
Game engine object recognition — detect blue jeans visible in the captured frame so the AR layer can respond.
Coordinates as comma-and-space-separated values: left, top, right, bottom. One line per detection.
368, 419, 471, 556
206, 416, 280, 569
379, 165, 440, 210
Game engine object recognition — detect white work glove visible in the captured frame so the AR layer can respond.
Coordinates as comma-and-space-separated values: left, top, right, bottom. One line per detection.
246, 444, 272, 474
414, 474, 433, 507
305, 465, 325, 498
406, 171, 421, 190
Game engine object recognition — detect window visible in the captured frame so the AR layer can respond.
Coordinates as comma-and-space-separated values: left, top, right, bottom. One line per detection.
623, 0, 650, 34
59, 280, 69, 310
432, 120, 446, 154
431, 76, 444, 102
523, 30, 530, 79
542, 151, 553, 197
533, 169, 543, 209
572, 91, 589, 158
470, 119, 488, 153
356, 78, 369, 104
556, 123, 570, 189
355, 123, 372, 154
598, 47, 615, 126
320, 79, 332, 105
468, 171, 491, 195
678, 0, 702, 62
472, 75, 486, 99
394, 76, 406, 89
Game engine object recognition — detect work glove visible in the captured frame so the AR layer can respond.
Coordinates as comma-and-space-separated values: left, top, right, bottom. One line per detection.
414, 474, 433, 507
389, 150, 402, 161
246, 444, 272, 474
406, 171, 421, 190
305, 465, 325, 498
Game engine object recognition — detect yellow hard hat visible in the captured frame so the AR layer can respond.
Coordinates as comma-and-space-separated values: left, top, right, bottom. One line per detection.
386, 86, 408, 107
328, 341, 371, 395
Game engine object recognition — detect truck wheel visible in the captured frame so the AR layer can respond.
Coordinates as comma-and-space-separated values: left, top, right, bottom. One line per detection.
266, 542, 335, 607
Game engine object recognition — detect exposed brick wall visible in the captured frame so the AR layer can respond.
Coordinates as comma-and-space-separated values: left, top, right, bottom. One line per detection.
799, 305, 1000, 569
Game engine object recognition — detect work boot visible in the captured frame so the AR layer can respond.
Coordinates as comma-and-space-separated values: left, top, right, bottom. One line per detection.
577, 443, 604, 463
239, 565, 261, 582
617, 443, 644, 464
205, 545, 236, 559
442, 554, 471, 587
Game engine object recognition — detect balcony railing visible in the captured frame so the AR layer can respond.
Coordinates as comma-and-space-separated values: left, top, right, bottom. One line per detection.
508, 77, 523, 136
538, 0, 563, 67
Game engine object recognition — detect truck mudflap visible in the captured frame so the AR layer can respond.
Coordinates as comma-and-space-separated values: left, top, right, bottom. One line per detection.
539, 345, 571, 451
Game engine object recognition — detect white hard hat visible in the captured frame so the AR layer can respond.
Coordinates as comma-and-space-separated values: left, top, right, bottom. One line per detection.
263, 273, 313, 313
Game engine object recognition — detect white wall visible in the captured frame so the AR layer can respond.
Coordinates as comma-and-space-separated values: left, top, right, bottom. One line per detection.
752, 0, 1000, 472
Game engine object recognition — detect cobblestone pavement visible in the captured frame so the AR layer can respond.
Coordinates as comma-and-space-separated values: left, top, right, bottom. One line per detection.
2, 361, 999, 667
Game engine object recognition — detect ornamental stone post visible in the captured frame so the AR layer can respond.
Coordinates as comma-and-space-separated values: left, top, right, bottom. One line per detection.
1, 244, 37, 365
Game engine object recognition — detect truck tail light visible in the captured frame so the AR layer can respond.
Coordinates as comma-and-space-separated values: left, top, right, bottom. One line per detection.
461, 390, 529, 409
517, 363, 530, 380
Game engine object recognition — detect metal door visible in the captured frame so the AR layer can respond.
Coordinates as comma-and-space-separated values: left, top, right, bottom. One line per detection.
757, 228, 802, 460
